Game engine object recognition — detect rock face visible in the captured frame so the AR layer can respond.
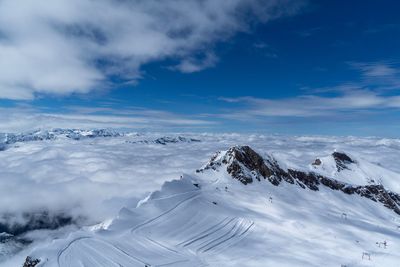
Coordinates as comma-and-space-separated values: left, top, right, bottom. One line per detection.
223, 146, 274, 184
22, 256, 40, 267
154, 136, 200, 145
332, 151, 355, 171
197, 146, 280, 184
312, 158, 322, 166
134, 136, 201, 145
200, 145, 400, 215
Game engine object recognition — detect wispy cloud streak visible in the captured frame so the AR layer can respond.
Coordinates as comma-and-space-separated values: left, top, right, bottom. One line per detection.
0, 106, 215, 132
219, 62, 400, 120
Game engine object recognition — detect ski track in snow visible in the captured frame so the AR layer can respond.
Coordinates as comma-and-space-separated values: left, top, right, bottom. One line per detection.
58, 192, 201, 267
130, 192, 201, 234
55, 188, 255, 267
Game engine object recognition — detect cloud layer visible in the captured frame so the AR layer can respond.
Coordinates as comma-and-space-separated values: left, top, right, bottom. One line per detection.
221, 62, 400, 119
0, 106, 215, 132
1, 132, 400, 228
221, 91, 400, 118
0, 0, 304, 100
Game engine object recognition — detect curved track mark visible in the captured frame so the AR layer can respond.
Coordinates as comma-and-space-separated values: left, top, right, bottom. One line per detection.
206, 221, 255, 254
197, 219, 242, 252
179, 217, 234, 247
131, 193, 200, 234
57, 236, 91, 267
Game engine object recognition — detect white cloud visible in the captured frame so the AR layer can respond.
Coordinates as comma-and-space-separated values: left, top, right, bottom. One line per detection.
220, 90, 400, 118
0, 0, 305, 100
0, 107, 215, 132
253, 42, 269, 49
308, 62, 400, 95
218, 61, 399, 120
351, 62, 398, 77
169, 52, 218, 73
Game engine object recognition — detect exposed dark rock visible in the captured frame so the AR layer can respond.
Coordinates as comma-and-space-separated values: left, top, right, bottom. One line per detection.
198, 146, 293, 186
202, 145, 400, 216
287, 169, 320, 191
22, 256, 40, 267
332, 152, 355, 171
319, 177, 346, 191
196, 151, 224, 172
154, 136, 200, 145
197, 146, 278, 185
312, 158, 322, 166
128, 136, 201, 145
226, 146, 273, 184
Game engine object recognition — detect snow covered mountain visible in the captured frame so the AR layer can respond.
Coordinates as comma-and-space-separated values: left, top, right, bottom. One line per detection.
126, 136, 201, 145
13, 145, 400, 267
0, 129, 124, 149
0, 129, 203, 152
198, 146, 400, 215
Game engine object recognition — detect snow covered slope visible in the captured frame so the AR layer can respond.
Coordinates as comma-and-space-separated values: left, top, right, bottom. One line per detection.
311, 151, 400, 193
0, 129, 123, 148
11, 145, 400, 267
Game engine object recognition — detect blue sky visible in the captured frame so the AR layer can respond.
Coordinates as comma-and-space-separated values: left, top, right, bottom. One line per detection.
1, 0, 400, 136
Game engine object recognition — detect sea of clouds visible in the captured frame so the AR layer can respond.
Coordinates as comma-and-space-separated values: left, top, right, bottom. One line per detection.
1, 131, 400, 229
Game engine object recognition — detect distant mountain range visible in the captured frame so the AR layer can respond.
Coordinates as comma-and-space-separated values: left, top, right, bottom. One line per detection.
0, 129, 201, 151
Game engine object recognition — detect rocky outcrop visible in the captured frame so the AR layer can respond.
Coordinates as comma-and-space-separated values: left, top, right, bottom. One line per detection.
224, 146, 274, 184
312, 158, 322, 166
153, 136, 200, 145
22, 256, 40, 267
197, 146, 281, 184
200, 145, 400, 215
332, 152, 355, 171
128, 136, 201, 145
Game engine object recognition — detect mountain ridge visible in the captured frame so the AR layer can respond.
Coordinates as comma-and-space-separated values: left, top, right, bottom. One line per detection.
198, 145, 400, 215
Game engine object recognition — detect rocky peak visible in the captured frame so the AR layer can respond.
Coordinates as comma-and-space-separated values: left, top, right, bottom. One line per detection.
223, 146, 273, 184
332, 151, 355, 171
199, 145, 400, 216
197, 146, 288, 185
